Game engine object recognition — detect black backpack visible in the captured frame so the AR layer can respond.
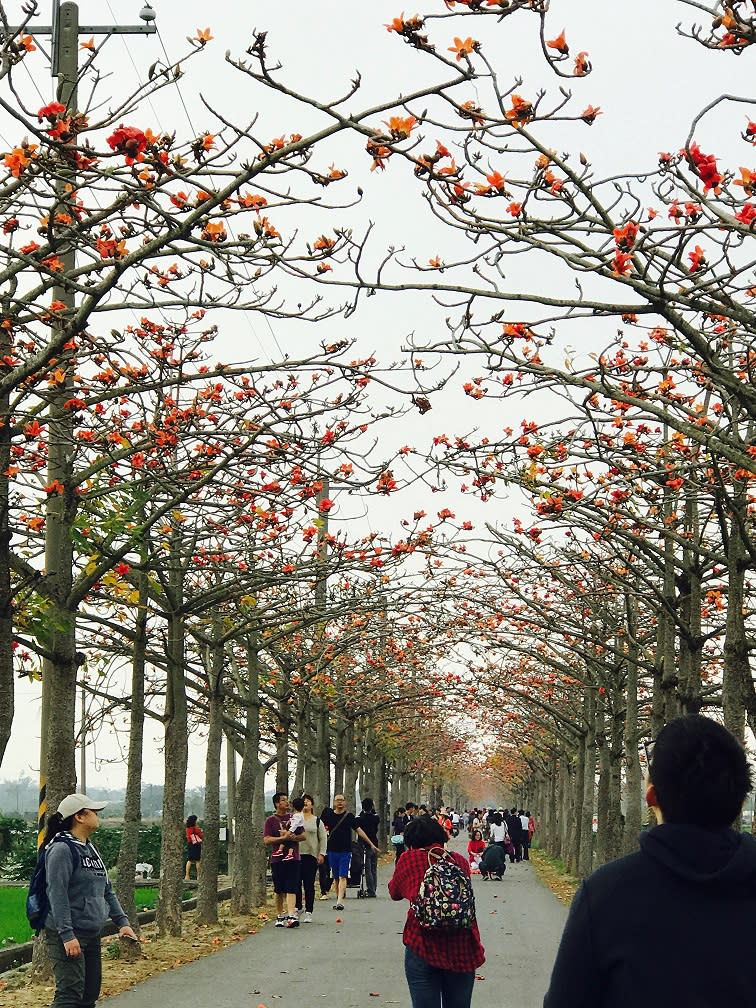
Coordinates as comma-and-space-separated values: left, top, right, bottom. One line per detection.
26, 833, 78, 934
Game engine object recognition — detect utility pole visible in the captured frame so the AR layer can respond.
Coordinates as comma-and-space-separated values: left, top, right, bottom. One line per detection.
5, 1, 157, 844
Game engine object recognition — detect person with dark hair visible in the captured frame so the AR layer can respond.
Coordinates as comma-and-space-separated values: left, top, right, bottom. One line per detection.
320, 793, 379, 911
391, 806, 410, 863
43, 793, 138, 1008
544, 715, 756, 1008
263, 792, 305, 928
357, 797, 381, 897
504, 809, 522, 862
388, 814, 484, 1008
185, 814, 203, 881
518, 810, 530, 861
467, 828, 486, 872
295, 794, 327, 923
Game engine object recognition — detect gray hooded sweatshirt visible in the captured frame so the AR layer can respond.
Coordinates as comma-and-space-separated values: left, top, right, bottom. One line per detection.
44, 832, 129, 943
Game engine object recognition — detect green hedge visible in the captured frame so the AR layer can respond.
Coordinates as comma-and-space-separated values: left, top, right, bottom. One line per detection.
0, 820, 228, 881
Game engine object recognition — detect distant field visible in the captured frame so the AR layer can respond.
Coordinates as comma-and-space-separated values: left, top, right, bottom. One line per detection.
0, 888, 32, 946
0, 886, 171, 947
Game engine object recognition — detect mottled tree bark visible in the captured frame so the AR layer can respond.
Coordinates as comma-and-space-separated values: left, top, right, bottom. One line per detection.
115, 563, 148, 932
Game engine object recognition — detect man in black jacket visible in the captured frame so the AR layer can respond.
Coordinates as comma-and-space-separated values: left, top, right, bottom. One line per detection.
543, 715, 756, 1008
505, 808, 522, 862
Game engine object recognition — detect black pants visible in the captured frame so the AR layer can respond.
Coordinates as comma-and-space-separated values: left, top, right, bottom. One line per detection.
46, 928, 102, 1008
521, 834, 530, 860
296, 855, 318, 912
512, 838, 522, 862
318, 857, 332, 895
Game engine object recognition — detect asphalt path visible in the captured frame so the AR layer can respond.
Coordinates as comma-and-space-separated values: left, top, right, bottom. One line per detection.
104, 839, 568, 1008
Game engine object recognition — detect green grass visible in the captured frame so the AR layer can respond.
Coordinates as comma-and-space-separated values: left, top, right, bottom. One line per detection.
0, 886, 191, 948
0, 888, 33, 946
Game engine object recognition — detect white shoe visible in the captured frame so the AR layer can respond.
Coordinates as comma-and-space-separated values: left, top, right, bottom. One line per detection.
301, 911, 313, 923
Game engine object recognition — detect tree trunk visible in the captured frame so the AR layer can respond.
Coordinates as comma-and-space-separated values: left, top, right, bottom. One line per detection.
0, 337, 12, 764
723, 492, 748, 742
577, 688, 596, 878
156, 566, 188, 937
623, 590, 644, 852
343, 718, 358, 806
197, 634, 224, 925
115, 564, 148, 931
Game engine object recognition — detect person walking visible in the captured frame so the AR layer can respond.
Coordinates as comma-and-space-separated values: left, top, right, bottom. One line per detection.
43, 793, 138, 1008
544, 715, 756, 1007
391, 806, 410, 863
388, 815, 485, 1008
518, 810, 530, 861
295, 794, 327, 923
356, 797, 381, 897
505, 808, 522, 862
320, 793, 379, 910
185, 815, 203, 881
263, 792, 305, 928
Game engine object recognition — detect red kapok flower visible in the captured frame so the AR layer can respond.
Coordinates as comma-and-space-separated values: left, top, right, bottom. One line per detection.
106, 125, 149, 165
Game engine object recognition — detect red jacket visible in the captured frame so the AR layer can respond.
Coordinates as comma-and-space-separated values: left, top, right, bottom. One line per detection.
388, 844, 485, 972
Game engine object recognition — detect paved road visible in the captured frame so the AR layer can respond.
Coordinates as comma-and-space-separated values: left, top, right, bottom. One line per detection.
105, 843, 568, 1008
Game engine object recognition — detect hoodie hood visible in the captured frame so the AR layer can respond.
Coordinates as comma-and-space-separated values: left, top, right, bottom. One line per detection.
640, 823, 756, 887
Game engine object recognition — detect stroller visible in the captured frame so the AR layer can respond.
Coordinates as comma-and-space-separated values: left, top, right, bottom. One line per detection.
348, 840, 369, 897
479, 842, 507, 880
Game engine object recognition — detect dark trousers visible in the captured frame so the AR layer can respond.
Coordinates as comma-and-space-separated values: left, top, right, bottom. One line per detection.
296, 854, 318, 912
362, 844, 377, 895
318, 857, 332, 895
46, 929, 102, 1008
521, 834, 530, 860
404, 947, 475, 1008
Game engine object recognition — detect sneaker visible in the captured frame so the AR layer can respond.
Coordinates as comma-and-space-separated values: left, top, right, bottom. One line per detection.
285, 915, 300, 928
333, 902, 345, 910
318, 894, 330, 900
301, 911, 313, 923
275, 915, 286, 927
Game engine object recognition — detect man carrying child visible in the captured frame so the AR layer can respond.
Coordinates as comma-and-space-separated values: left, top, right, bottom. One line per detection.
263, 792, 305, 928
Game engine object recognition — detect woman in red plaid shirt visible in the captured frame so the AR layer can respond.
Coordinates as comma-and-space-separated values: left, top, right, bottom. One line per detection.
388, 815, 485, 1008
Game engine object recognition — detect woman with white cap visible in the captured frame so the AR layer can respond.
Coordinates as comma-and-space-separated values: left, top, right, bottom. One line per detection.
43, 792, 138, 1008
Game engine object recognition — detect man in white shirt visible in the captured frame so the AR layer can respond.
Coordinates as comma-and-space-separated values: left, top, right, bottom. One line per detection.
519, 810, 531, 861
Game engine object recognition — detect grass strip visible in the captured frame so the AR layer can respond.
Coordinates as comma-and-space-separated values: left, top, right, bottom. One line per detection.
530, 849, 581, 906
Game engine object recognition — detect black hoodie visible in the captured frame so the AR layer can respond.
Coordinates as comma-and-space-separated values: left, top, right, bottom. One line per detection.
543, 824, 756, 1008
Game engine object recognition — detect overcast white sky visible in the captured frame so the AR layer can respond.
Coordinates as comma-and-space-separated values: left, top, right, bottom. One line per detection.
2, 0, 753, 790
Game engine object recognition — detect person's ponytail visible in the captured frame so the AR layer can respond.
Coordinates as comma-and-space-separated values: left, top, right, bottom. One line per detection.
41, 811, 70, 847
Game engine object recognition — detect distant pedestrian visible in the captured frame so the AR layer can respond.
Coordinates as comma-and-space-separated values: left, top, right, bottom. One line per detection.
388, 815, 485, 1008
320, 793, 379, 910
263, 792, 305, 928
357, 797, 381, 897
519, 810, 530, 861
43, 793, 138, 1008
392, 807, 410, 862
185, 815, 203, 880
505, 808, 522, 862
527, 811, 536, 846
467, 829, 485, 872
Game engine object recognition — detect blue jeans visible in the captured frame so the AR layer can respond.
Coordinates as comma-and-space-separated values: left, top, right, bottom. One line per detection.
361, 843, 378, 895
404, 947, 476, 1008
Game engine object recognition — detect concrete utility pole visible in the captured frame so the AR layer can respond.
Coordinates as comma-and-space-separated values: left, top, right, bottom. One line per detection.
3, 1, 156, 843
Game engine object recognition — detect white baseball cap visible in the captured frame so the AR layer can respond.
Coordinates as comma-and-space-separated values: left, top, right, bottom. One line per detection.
57, 793, 108, 818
